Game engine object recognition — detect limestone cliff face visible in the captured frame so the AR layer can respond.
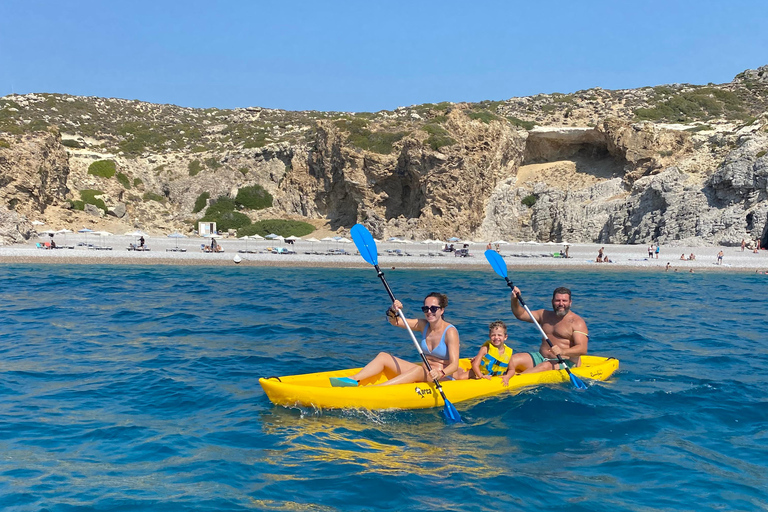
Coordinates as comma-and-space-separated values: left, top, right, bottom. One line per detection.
277, 110, 526, 239
480, 122, 768, 246
0, 131, 69, 242
1, 66, 768, 246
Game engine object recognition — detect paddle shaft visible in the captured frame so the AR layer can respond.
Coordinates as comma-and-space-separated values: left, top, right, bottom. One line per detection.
374, 264, 450, 396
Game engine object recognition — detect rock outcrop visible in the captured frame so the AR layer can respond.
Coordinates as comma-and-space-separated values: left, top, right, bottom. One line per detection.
0, 130, 70, 242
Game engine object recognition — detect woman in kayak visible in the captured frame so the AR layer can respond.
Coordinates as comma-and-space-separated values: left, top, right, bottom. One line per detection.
330, 292, 460, 387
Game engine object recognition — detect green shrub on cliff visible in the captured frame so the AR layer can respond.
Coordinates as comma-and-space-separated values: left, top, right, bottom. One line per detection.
422, 124, 456, 151
88, 160, 116, 178
117, 121, 168, 155
468, 110, 500, 124
61, 139, 83, 148
142, 192, 166, 203
193, 192, 210, 213
507, 116, 535, 130
235, 184, 273, 210
199, 195, 251, 231
635, 87, 746, 122
0, 139, 10, 149
335, 118, 407, 154
79, 189, 107, 213
204, 157, 222, 170
239, 219, 314, 238
189, 160, 202, 176
522, 194, 538, 208
116, 172, 131, 188
201, 210, 252, 231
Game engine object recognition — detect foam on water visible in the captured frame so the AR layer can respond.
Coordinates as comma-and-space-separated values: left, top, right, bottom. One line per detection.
0, 264, 767, 511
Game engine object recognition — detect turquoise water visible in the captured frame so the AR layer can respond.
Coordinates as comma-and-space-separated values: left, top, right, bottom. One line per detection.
0, 264, 766, 511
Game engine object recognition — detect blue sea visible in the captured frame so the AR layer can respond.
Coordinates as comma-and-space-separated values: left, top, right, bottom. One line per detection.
0, 264, 766, 511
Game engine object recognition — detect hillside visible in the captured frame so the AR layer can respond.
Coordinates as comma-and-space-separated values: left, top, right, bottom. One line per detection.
1, 65, 767, 246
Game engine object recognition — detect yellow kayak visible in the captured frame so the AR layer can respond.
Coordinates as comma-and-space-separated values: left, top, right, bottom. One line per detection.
259, 355, 619, 411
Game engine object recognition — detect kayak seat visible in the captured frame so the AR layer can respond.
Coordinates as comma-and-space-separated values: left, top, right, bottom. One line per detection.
330, 377, 358, 387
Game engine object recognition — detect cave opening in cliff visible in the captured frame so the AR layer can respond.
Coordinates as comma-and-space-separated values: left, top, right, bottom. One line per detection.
521, 129, 625, 184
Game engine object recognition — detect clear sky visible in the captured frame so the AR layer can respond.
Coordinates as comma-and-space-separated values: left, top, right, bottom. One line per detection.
1, 0, 766, 112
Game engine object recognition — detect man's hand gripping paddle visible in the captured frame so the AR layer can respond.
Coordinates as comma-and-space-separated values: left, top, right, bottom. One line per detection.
351, 224, 461, 422
484, 250, 587, 390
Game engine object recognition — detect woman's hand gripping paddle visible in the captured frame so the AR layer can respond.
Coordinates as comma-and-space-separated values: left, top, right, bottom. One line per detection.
351, 224, 461, 422
484, 250, 587, 390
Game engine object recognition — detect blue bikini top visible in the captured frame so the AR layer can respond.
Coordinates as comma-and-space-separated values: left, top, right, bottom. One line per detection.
420, 324, 456, 362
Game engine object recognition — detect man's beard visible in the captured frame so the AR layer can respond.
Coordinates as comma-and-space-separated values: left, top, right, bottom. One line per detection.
554, 306, 570, 317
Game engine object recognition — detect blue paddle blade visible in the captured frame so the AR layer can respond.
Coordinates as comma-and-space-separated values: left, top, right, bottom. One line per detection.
569, 371, 588, 390
442, 401, 461, 422
351, 224, 378, 266
484, 249, 508, 278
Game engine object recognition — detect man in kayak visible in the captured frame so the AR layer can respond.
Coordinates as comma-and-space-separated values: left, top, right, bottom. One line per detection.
501, 286, 588, 386
330, 292, 460, 387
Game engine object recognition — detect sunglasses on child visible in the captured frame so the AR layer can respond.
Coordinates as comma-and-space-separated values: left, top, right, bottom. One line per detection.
421, 305, 442, 314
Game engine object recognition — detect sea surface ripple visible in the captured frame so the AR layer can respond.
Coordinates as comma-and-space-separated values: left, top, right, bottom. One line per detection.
0, 264, 766, 511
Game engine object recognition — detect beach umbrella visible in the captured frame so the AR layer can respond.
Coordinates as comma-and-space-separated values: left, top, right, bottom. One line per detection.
124, 230, 149, 249
285, 235, 301, 241
238, 235, 250, 254
492, 240, 509, 245
447, 236, 461, 242
249, 234, 265, 241
78, 227, 95, 247
56, 228, 72, 246
91, 231, 113, 249
304, 237, 319, 243
334, 236, 352, 243
168, 232, 187, 249
265, 233, 281, 240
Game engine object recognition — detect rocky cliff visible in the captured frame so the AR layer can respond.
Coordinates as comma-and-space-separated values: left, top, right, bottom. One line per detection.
1, 65, 767, 246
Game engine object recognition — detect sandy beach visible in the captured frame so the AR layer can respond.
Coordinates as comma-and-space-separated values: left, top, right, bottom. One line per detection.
2, 234, 766, 272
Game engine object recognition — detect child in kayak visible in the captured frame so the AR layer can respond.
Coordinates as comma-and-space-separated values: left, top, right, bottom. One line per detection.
455, 321, 513, 380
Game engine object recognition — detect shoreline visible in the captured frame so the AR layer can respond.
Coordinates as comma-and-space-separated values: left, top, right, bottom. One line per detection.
2, 236, 767, 272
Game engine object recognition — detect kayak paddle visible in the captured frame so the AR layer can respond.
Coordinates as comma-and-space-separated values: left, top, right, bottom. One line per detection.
351, 224, 461, 422
484, 249, 588, 390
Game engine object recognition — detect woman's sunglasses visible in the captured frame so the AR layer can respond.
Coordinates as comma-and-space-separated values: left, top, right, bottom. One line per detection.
421, 305, 442, 314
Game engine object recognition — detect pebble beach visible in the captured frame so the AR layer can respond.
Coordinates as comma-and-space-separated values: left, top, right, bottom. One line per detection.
2, 234, 766, 272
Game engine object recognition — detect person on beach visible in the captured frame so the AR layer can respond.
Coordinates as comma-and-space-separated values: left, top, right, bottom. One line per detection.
648, 245, 654, 258
454, 321, 512, 380
741, 239, 746, 251
330, 292, 460, 387
666, 262, 671, 271
680, 253, 687, 260
655, 245, 660, 259
689, 253, 696, 260
501, 286, 588, 386
717, 250, 724, 265
596, 247, 604, 262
